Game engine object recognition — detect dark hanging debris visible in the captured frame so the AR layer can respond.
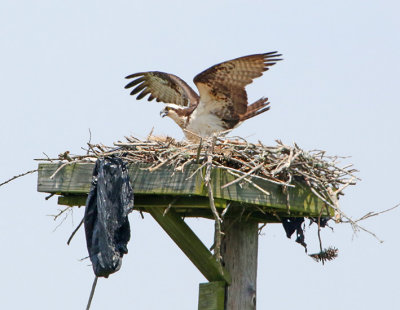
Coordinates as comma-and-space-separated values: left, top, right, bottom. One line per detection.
309, 217, 330, 228
281, 217, 307, 250
84, 156, 134, 278
309, 247, 339, 263
282, 217, 339, 264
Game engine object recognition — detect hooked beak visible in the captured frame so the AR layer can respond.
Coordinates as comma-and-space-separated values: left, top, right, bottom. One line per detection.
160, 109, 168, 118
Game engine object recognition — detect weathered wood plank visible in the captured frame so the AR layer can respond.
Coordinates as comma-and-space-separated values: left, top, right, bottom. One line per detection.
57, 194, 281, 223
198, 281, 225, 310
38, 163, 332, 217
37, 163, 203, 195
57, 194, 227, 209
210, 167, 329, 215
146, 207, 231, 284
221, 216, 258, 310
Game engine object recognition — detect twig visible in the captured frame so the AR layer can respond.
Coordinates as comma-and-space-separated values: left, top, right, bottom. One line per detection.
114, 142, 159, 147
0, 169, 38, 187
226, 170, 270, 196
204, 135, 223, 263
67, 217, 84, 245
221, 163, 264, 189
186, 162, 207, 180
45, 193, 55, 200
42, 152, 53, 162
147, 152, 180, 172
87, 128, 92, 155
196, 138, 203, 164
206, 183, 223, 262
48, 207, 73, 232
86, 276, 98, 310
334, 177, 356, 196
316, 207, 325, 264
48, 206, 72, 221
311, 187, 385, 243
258, 223, 267, 234
146, 126, 155, 140
49, 160, 85, 179
217, 165, 295, 187
354, 203, 400, 222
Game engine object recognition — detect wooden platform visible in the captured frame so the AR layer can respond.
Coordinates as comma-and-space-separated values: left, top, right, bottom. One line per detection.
37, 162, 332, 221
37, 161, 333, 310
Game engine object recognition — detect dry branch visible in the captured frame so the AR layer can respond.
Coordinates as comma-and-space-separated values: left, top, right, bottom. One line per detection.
203, 135, 223, 263
0, 169, 38, 187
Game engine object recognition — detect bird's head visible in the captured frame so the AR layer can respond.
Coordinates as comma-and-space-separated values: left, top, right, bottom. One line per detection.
160, 104, 187, 127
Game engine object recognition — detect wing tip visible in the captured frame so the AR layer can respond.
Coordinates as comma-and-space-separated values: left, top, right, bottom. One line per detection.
262, 51, 283, 69
263, 51, 282, 56
125, 72, 146, 80
263, 51, 283, 61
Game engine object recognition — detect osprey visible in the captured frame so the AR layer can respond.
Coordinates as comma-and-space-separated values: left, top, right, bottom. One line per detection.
125, 52, 282, 141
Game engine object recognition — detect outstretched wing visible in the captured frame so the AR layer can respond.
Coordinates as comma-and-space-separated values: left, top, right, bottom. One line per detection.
125, 71, 199, 107
193, 52, 282, 118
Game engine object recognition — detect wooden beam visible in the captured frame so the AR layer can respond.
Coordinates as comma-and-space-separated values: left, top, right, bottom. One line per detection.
57, 194, 227, 209
198, 281, 225, 310
146, 207, 231, 284
38, 163, 333, 218
57, 194, 281, 223
221, 216, 258, 310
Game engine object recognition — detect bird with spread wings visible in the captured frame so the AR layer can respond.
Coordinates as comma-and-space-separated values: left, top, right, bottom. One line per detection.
125, 52, 282, 141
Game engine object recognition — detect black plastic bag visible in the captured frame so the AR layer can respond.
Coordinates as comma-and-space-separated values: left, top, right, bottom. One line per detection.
281, 217, 307, 250
84, 157, 134, 278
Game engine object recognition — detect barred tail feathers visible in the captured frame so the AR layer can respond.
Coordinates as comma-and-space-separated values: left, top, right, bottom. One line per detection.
240, 97, 270, 121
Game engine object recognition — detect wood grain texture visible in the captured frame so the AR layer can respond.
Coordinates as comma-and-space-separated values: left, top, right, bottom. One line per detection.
37, 163, 332, 217
198, 281, 226, 310
221, 216, 258, 310
57, 194, 280, 223
57, 194, 227, 209
146, 207, 231, 284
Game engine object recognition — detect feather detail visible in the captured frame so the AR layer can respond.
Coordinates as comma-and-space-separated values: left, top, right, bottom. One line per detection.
124, 52, 282, 141
125, 71, 199, 107
193, 52, 282, 119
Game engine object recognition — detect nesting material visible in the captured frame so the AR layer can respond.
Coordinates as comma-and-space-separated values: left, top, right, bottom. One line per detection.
40, 134, 359, 222
32, 134, 366, 264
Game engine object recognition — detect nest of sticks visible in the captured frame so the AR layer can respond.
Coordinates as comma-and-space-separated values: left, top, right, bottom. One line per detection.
33, 133, 370, 263
26, 132, 398, 263
47, 134, 359, 222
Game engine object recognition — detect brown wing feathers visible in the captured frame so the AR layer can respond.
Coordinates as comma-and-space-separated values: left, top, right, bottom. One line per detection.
240, 97, 270, 121
194, 52, 282, 87
193, 52, 282, 115
125, 52, 281, 126
125, 71, 199, 107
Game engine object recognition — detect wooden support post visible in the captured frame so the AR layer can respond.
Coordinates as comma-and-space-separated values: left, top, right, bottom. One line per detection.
198, 281, 225, 310
37, 162, 333, 309
221, 217, 259, 310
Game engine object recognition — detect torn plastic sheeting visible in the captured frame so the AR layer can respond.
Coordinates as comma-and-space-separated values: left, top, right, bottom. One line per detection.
281, 217, 306, 250
84, 156, 134, 278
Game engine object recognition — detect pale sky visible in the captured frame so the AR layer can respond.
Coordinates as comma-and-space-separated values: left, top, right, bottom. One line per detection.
1, 1, 399, 309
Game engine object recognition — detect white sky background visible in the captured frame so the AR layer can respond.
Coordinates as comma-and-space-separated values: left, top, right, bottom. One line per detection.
1, 0, 399, 309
